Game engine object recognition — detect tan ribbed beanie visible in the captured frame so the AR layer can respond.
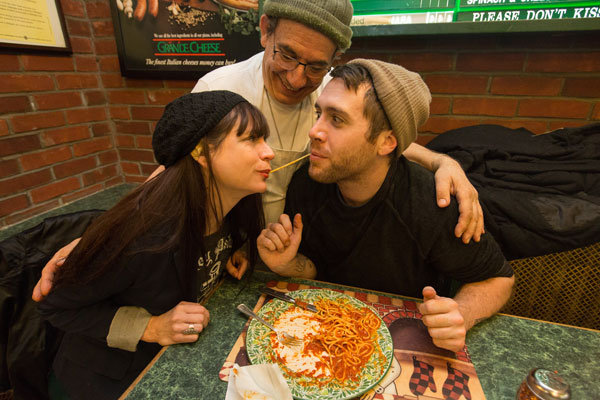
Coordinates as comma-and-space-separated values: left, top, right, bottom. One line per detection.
348, 59, 431, 156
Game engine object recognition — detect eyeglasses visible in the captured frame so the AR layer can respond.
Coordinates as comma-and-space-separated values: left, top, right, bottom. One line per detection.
272, 46, 331, 80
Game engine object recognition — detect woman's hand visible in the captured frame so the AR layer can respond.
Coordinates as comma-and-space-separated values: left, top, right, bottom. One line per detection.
226, 249, 248, 280
32, 237, 81, 302
141, 301, 210, 346
257, 213, 303, 274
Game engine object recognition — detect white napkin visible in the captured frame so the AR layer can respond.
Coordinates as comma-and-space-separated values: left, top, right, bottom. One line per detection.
225, 363, 293, 400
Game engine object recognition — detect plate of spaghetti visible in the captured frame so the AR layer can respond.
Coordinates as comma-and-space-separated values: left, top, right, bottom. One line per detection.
245, 289, 393, 400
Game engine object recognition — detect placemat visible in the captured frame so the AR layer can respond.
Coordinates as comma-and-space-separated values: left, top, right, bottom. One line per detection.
220, 281, 485, 399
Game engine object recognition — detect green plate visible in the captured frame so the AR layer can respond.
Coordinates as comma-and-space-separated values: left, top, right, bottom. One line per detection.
245, 289, 393, 400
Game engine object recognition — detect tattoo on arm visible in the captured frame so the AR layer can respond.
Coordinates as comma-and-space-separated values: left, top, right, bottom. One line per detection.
291, 254, 316, 278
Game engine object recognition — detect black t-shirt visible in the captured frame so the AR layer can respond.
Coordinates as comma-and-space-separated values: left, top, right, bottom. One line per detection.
284, 157, 513, 298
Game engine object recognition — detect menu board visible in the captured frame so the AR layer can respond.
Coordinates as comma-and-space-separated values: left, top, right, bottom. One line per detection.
351, 0, 600, 33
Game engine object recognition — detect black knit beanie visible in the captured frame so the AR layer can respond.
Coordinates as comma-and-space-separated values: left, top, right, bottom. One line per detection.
152, 91, 247, 167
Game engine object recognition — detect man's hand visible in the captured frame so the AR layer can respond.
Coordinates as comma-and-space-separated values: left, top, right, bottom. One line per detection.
432, 155, 484, 244
418, 286, 467, 353
257, 213, 303, 274
32, 237, 81, 302
141, 301, 209, 346
226, 248, 248, 280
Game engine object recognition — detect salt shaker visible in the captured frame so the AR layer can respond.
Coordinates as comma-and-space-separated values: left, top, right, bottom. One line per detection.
516, 368, 571, 400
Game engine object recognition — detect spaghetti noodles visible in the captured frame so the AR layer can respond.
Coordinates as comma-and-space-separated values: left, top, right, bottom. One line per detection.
269, 296, 385, 388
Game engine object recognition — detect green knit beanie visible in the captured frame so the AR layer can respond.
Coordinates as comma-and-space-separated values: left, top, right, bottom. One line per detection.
263, 0, 353, 51
348, 59, 432, 157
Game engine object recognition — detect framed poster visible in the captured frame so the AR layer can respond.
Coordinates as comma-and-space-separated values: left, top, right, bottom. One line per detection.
0, 0, 71, 52
110, 0, 262, 79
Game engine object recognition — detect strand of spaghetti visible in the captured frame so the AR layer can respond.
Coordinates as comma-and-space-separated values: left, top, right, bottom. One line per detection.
269, 153, 310, 173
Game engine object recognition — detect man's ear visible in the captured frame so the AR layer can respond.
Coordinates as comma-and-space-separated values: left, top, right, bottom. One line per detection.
377, 130, 397, 157
259, 14, 270, 49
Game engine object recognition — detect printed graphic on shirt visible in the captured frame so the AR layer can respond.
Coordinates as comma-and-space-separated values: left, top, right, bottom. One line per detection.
197, 234, 232, 303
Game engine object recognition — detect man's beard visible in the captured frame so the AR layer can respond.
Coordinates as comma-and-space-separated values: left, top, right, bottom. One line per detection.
308, 147, 374, 184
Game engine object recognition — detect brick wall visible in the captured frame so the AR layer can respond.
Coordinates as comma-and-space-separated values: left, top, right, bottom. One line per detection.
1, 0, 599, 229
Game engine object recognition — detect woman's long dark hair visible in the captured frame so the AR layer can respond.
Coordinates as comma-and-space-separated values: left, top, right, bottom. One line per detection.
54, 102, 268, 295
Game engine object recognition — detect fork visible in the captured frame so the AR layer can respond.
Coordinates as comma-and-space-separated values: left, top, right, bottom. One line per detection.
237, 304, 303, 348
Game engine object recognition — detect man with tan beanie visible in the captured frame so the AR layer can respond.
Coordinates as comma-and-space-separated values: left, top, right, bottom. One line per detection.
258, 59, 515, 353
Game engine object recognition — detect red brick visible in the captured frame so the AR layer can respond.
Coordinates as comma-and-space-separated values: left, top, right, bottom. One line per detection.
562, 78, 600, 98
121, 161, 141, 175
0, 169, 52, 197
389, 53, 453, 72
22, 55, 74, 71
420, 117, 481, 134
60, 0, 85, 17
119, 148, 155, 163
430, 97, 451, 115
20, 146, 72, 171
125, 175, 147, 184
136, 136, 152, 149
117, 135, 135, 147
54, 156, 97, 178
415, 135, 434, 147
31, 177, 81, 203
456, 53, 525, 72
453, 97, 518, 117
0, 195, 30, 217
75, 56, 99, 72
0, 96, 33, 114
131, 106, 164, 121
66, 107, 107, 124
593, 104, 600, 120
527, 52, 600, 73
108, 90, 146, 105
5, 200, 60, 226
62, 183, 103, 203
147, 90, 188, 105
56, 74, 99, 89
42, 126, 90, 146
101, 73, 125, 88
94, 39, 117, 55
73, 137, 113, 156
98, 149, 118, 164
86, 1, 111, 18
109, 106, 131, 120
92, 20, 114, 37
66, 18, 91, 36
34, 92, 82, 110
125, 79, 166, 88
115, 121, 151, 134
491, 76, 562, 96
141, 163, 159, 176
164, 80, 197, 89
0, 54, 20, 71
0, 119, 8, 136
105, 176, 125, 187
70, 37, 93, 53
11, 111, 65, 133
84, 91, 107, 106
99, 56, 120, 72
484, 119, 549, 134
82, 164, 118, 186
0, 159, 20, 179
519, 99, 591, 119
547, 121, 589, 132
424, 75, 488, 95
92, 122, 112, 136
0, 75, 54, 93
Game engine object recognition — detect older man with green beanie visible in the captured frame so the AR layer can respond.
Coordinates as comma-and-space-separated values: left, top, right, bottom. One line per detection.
257, 59, 515, 353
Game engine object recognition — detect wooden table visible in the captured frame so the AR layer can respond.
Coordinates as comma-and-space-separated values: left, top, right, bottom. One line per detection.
122, 270, 600, 399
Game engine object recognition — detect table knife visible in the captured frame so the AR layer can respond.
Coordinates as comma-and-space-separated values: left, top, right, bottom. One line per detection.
259, 287, 318, 312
